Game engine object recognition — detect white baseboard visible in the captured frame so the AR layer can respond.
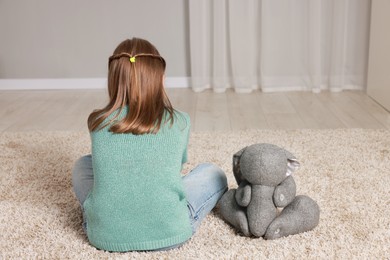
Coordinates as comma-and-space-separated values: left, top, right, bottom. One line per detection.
0, 77, 363, 92
0, 77, 190, 90
164, 77, 190, 88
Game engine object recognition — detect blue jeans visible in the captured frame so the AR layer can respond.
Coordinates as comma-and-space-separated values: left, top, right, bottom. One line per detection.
72, 155, 228, 250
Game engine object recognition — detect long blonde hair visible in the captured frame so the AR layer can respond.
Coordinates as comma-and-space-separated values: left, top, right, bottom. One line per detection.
88, 38, 174, 134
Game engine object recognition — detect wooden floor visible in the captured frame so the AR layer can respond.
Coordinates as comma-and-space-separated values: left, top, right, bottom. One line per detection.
0, 89, 389, 132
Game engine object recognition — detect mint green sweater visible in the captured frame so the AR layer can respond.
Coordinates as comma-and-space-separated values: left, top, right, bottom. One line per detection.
84, 110, 192, 251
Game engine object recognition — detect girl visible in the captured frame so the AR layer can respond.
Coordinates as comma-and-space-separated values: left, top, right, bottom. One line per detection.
72, 38, 227, 252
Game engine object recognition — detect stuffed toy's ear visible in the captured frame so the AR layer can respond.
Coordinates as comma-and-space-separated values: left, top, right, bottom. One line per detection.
233, 147, 247, 185
286, 158, 300, 177
284, 150, 300, 176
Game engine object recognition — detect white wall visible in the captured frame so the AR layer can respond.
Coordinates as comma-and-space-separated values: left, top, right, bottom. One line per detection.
0, 0, 190, 80
367, 0, 390, 111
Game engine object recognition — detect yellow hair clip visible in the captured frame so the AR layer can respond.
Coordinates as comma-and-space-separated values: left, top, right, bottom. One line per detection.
130, 56, 136, 63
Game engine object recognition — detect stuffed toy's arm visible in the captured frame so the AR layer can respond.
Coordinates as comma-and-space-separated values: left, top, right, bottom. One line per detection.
235, 181, 251, 207
273, 175, 296, 207
273, 157, 300, 207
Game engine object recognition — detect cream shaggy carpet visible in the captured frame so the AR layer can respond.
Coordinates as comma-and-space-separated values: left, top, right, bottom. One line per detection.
1, 129, 389, 259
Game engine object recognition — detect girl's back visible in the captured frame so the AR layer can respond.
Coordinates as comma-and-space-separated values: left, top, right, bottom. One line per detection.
87, 109, 192, 251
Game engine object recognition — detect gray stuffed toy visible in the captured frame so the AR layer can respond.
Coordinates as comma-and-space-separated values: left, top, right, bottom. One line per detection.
218, 143, 320, 239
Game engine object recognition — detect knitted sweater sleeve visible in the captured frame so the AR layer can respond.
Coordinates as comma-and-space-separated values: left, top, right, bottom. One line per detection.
182, 114, 191, 165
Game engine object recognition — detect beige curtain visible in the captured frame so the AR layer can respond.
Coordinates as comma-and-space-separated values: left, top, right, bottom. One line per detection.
189, 0, 371, 93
